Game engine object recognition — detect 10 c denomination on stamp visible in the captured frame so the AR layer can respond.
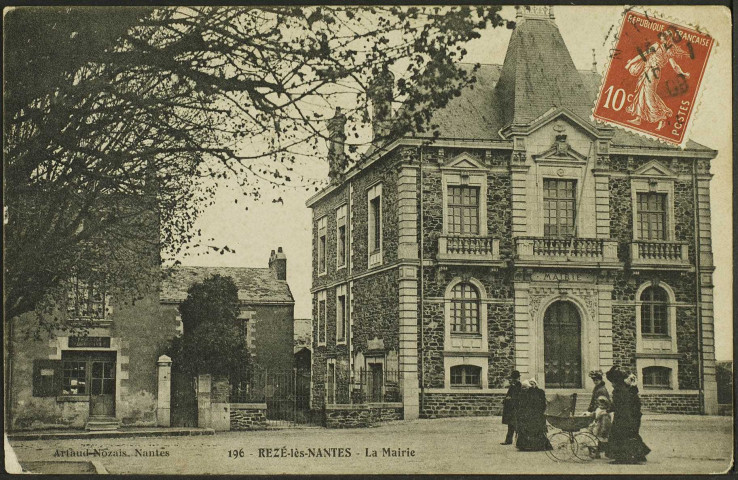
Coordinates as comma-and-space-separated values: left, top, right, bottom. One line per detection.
593, 10, 714, 146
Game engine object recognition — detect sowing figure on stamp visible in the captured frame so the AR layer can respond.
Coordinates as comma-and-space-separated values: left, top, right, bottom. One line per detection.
624, 29, 690, 131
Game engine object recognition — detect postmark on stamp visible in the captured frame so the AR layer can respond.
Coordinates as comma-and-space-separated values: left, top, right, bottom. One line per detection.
592, 10, 714, 146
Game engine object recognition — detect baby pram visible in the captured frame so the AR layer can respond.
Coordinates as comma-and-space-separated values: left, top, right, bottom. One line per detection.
544, 393, 600, 462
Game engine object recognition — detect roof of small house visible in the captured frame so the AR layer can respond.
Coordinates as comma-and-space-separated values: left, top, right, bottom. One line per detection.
160, 266, 294, 304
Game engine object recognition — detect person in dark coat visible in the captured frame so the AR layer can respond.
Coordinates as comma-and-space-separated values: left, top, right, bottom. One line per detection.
501, 370, 522, 445
515, 379, 552, 451
606, 366, 651, 464
587, 370, 611, 413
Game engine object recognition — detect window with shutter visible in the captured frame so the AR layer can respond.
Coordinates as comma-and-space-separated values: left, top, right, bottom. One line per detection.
33, 359, 62, 397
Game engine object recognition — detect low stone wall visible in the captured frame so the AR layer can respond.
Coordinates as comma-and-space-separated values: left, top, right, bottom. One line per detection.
640, 394, 700, 414
325, 403, 403, 428
230, 403, 268, 430
421, 393, 505, 418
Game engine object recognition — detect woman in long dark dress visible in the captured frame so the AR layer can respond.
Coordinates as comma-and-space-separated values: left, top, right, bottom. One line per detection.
515, 379, 552, 451
501, 370, 522, 445
606, 366, 651, 463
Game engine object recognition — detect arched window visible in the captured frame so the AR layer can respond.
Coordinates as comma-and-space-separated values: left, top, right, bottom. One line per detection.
450, 365, 482, 387
450, 283, 480, 334
640, 286, 669, 335
642, 366, 671, 389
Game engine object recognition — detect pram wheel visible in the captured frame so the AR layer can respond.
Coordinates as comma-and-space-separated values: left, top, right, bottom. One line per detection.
545, 432, 576, 462
572, 432, 599, 462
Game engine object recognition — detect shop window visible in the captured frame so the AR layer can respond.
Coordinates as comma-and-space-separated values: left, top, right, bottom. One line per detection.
32, 359, 61, 397
62, 360, 88, 395
642, 366, 671, 389
543, 178, 576, 236
450, 365, 482, 387
640, 286, 669, 335
450, 282, 480, 334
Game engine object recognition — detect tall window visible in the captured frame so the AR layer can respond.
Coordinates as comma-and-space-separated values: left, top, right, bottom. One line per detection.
637, 192, 667, 240
450, 365, 481, 387
317, 291, 327, 345
642, 366, 671, 388
336, 205, 347, 268
336, 285, 347, 343
67, 277, 106, 319
641, 286, 668, 335
450, 283, 480, 334
317, 216, 327, 274
369, 196, 381, 253
543, 179, 576, 236
447, 186, 480, 235
368, 184, 383, 266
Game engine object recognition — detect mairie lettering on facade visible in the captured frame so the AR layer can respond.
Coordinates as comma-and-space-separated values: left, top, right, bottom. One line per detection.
306, 5, 718, 420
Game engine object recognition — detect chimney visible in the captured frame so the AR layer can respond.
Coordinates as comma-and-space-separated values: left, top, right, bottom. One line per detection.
269, 247, 287, 281
368, 67, 394, 140
326, 107, 347, 182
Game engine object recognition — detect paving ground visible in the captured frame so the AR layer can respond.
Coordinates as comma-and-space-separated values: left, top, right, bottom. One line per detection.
7, 415, 733, 475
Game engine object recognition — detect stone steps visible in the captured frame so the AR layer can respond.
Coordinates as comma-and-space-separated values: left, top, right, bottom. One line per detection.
85, 416, 121, 431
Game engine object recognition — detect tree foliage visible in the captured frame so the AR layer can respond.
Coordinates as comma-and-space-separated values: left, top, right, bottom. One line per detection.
4, 6, 511, 324
167, 274, 250, 379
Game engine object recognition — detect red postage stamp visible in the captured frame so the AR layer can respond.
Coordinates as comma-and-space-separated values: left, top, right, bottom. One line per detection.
593, 10, 714, 146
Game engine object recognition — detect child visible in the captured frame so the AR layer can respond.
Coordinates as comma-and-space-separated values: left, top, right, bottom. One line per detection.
590, 396, 613, 458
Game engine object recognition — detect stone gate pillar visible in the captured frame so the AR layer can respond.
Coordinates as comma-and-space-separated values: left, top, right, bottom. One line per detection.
197, 374, 212, 428
157, 355, 172, 427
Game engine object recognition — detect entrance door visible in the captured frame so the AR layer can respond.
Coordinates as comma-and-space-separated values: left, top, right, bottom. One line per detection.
90, 356, 116, 416
544, 301, 582, 388
368, 363, 383, 402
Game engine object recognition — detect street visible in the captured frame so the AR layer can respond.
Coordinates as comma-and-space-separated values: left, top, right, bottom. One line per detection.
7, 414, 733, 475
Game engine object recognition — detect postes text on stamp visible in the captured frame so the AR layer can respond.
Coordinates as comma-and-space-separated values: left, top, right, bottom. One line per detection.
593, 10, 714, 145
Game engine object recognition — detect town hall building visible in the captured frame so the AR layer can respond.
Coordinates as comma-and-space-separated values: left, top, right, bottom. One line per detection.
306, 6, 719, 419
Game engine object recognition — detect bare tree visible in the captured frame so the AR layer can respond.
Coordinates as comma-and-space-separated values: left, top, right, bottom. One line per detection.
4, 6, 511, 325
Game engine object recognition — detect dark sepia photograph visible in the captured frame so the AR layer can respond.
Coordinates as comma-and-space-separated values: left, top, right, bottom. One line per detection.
3, 4, 733, 475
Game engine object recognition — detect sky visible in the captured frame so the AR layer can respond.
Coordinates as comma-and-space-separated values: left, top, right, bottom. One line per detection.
180, 6, 733, 361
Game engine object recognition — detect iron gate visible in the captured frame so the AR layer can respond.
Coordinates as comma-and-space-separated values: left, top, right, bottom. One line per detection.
232, 368, 320, 427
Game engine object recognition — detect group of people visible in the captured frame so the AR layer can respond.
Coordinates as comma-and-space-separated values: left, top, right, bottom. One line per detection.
500, 365, 651, 464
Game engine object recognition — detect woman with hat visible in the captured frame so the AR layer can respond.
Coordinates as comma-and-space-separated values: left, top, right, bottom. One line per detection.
515, 378, 552, 451
587, 370, 611, 413
500, 370, 522, 445
606, 366, 651, 463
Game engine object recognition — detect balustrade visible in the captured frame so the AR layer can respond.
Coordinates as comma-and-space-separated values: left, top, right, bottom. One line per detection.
437, 235, 500, 264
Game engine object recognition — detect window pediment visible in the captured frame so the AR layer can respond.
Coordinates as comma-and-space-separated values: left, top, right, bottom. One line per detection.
533, 142, 589, 165
632, 160, 677, 179
441, 152, 486, 171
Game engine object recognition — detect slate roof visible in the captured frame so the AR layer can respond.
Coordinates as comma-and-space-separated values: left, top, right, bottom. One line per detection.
160, 266, 294, 304
412, 17, 713, 153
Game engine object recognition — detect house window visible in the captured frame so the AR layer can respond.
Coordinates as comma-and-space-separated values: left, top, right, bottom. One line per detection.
67, 277, 107, 319
336, 285, 347, 343
367, 184, 383, 266
62, 360, 87, 395
450, 365, 481, 387
641, 286, 668, 335
637, 192, 667, 240
543, 179, 576, 237
326, 360, 336, 404
317, 216, 327, 275
450, 283, 480, 334
447, 186, 479, 235
317, 291, 327, 345
642, 366, 671, 388
336, 205, 347, 268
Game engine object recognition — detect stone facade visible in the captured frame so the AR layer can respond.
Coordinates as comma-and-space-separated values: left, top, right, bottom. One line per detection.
640, 394, 700, 414
230, 403, 268, 430
306, 8, 718, 418
325, 403, 403, 428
